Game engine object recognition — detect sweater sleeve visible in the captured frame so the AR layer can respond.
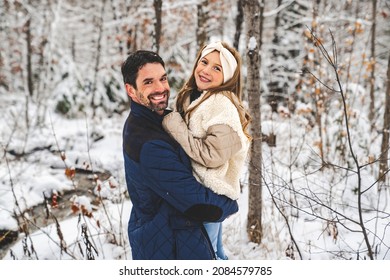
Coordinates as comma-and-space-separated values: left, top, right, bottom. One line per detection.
139, 140, 239, 222
162, 111, 242, 168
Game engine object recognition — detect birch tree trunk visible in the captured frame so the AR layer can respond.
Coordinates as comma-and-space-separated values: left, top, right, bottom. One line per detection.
243, 0, 263, 244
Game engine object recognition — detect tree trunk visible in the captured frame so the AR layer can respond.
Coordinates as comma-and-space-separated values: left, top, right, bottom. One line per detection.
90, 0, 106, 117
233, 0, 244, 51
0, 44, 6, 90
305, 0, 326, 167
368, 0, 377, 124
25, 18, 33, 98
378, 52, 390, 183
196, 0, 209, 50
242, 0, 263, 244
153, 0, 162, 53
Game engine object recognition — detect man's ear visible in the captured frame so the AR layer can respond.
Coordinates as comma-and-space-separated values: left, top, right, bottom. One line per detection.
125, 83, 135, 99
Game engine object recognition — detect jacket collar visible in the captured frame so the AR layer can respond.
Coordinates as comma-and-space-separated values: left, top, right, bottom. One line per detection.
130, 101, 171, 125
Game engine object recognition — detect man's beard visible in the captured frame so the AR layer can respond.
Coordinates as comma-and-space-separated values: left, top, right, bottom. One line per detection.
149, 101, 168, 112
147, 91, 169, 112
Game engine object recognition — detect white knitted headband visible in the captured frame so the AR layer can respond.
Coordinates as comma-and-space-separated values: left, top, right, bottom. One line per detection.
200, 42, 237, 83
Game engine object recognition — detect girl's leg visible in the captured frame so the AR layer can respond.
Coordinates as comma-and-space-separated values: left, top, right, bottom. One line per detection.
216, 223, 228, 260
204, 222, 228, 260
204, 222, 219, 258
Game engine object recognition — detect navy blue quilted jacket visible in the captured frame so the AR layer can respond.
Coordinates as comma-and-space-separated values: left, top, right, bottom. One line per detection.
123, 101, 239, 260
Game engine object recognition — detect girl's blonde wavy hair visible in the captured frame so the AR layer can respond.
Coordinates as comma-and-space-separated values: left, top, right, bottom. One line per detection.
175, 41, 252, 141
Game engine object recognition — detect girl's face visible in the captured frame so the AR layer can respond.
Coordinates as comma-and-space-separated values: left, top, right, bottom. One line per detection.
194, 51, 224, 91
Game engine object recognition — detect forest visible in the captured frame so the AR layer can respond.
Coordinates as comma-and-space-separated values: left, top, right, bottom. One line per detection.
0, 0, 389, 260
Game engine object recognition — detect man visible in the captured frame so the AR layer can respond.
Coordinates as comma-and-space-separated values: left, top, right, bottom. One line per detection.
121, 50, 239, 260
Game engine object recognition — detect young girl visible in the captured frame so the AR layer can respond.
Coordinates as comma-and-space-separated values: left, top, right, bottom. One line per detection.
162, 41, 251, 260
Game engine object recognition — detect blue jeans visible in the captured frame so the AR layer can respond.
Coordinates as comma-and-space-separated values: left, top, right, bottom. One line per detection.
204, 222, 228, 260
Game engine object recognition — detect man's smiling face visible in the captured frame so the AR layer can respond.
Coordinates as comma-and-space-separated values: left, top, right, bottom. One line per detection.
126, 62, 170, 115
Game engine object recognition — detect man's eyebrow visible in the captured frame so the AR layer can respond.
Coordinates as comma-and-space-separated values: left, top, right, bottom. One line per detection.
142, 73, 167, 83
142, 77, 153, 83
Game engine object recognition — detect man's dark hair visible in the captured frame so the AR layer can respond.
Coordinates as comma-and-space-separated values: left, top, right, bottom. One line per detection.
121, 50, 165, 89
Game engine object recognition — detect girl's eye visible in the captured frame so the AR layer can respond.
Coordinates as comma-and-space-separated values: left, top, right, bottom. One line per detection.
200, 59, 207, 65
213, 66, 221, 72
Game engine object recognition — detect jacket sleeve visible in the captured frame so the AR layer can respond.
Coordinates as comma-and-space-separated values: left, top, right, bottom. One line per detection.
162, 111, 242, 168
139, 140, 239, 222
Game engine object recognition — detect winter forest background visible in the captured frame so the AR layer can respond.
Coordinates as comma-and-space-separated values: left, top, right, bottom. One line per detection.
0, 0, 389, 261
